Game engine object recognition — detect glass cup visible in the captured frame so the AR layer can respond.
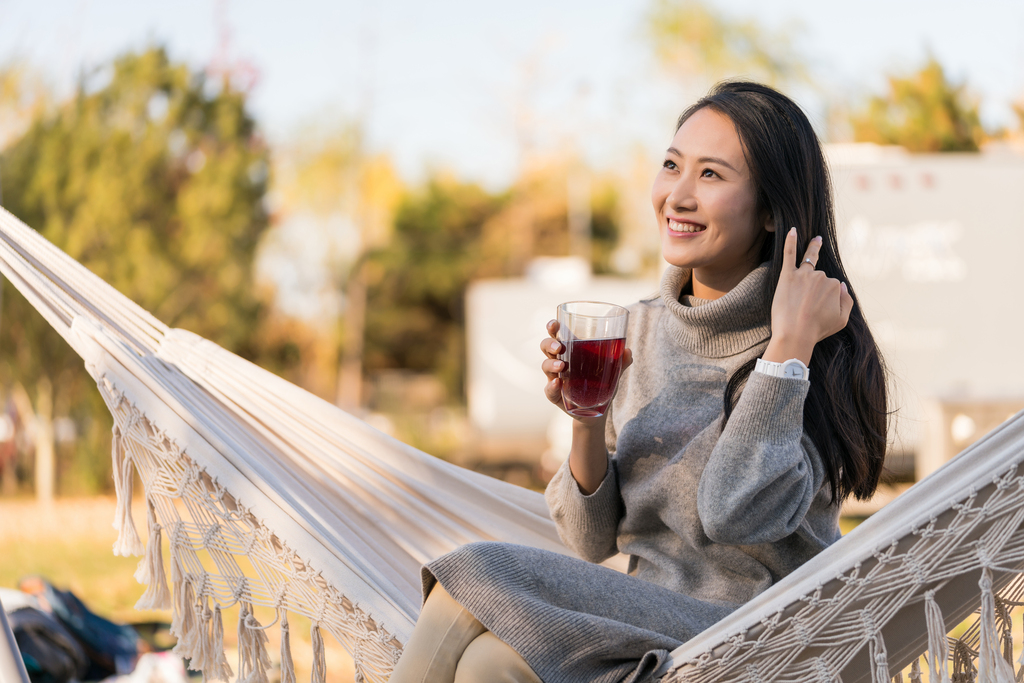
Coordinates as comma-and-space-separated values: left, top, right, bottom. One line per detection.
556, 301, 629, 417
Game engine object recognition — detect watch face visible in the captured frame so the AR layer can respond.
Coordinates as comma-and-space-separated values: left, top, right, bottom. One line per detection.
782, 361, 805, 379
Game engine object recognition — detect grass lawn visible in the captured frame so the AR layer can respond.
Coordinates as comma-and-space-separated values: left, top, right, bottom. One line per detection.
0, 496, 356, 682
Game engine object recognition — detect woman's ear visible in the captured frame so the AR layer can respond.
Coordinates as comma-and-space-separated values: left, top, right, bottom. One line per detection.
762, 212, 776, 233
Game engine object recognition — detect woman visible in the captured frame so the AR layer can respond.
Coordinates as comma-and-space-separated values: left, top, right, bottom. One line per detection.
390, 81, 887, 683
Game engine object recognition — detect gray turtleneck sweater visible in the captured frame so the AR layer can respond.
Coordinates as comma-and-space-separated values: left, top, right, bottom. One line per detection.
425, 264, 841, 683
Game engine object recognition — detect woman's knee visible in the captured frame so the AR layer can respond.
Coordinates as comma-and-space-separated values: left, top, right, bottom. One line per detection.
453, 632, 542, 683
389, 583, 486, 683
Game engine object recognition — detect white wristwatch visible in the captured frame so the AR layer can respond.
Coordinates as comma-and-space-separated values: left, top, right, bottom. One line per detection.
755, 357, 810, 381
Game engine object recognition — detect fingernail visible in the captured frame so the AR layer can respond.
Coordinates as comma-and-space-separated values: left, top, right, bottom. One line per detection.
814, 235, 823, 243
554, 360, 564, 370
789, 227, 796, 235
841, 282, 848, 293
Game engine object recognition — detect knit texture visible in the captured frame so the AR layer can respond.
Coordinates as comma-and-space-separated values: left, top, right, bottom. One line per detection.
425, 264, 841, 683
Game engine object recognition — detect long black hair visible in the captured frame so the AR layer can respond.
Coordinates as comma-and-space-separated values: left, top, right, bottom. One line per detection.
677, 81, 888, 503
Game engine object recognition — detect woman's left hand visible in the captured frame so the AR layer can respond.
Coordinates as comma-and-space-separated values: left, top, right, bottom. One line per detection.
763, 227, 854, 364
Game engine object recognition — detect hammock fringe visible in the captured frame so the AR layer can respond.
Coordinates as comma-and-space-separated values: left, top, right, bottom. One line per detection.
926, 590, 952, 683
312, 622, 327, 683
237, 600, 272, 683
207, 605, 234, 682
280, 609, 296, 683
134, 500, 172, 610
111, 425, 144, 557
978, 568, 1016, 683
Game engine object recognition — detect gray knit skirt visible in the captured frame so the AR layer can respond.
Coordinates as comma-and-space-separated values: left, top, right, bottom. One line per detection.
424, 542, 737, 683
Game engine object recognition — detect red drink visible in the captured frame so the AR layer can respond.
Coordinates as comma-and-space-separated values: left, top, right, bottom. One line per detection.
561, 337, 626, 417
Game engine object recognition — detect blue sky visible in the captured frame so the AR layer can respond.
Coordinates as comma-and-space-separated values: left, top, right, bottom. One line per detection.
2, 0, 1023, 187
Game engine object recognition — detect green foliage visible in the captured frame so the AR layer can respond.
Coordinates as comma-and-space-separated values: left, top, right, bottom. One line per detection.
851, 57, 983, 152
361, 172, 623, 403
590, 184, 620, 275
362, 178, 506, 399
0, 46, 270, 493
645, 0, 805, 86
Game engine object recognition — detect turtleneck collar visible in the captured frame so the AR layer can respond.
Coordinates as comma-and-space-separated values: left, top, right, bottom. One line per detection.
659, 264, 773, 358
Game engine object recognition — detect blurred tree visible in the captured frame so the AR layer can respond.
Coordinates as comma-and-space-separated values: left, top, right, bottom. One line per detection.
851, 57, 983, 152
0, 46, 270, 495
363, 176, 505, 401
264, 120, 403, 407
0, 62, 50, 153
362, 165, 621, 404
645, 0, 806, 87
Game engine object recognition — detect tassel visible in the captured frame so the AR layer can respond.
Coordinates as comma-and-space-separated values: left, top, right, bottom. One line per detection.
204, 606, 233, 683
926, 590, 952, 683
870, 633, 891, 683
894, 674, 903, 683
190, 599, 212, 673
169, 554, 184, 636
279, 610, 296, 683
236, 601, 272, 683
978, 568, 1016, 683
171, 580, 199, 664
861, 611, 890, 683
134, 503, 172, 610
111, 426, 144, 556
910, 659, 923, 682
311, 622, 326, 683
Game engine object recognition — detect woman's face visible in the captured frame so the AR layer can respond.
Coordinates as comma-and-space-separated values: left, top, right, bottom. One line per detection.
651, 107, 773, 294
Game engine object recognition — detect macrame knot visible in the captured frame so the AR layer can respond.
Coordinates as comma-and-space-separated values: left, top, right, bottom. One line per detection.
813, 656, 834, 682
793, 617, 812, 647
200, 523, 220, 549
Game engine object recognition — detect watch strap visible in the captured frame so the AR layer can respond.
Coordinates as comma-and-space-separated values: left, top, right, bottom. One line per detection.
754, 357, 810, 381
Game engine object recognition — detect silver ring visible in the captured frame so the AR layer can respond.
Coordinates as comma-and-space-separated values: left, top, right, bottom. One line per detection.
803, 258, 815, 267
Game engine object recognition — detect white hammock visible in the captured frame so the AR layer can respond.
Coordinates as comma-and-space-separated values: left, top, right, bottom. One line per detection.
1, 204, 1022, 683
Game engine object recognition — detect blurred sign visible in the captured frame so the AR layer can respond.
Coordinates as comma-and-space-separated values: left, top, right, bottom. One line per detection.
830, 143, 1024, 472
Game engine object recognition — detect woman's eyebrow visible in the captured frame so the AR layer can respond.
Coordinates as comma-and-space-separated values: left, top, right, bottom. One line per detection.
665, 148, 739, 173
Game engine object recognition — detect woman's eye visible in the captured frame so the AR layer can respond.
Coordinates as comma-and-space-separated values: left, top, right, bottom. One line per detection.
662, 159, 677, 170
701, 168, 717, 178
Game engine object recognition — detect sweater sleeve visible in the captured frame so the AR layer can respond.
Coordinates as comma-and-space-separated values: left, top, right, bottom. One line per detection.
696, 370, 826, 546
544, 454, 624, 563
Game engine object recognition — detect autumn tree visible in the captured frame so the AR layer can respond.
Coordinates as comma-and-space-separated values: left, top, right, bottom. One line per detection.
263, 120, 403, 406
851, 57, 983, 152
0, 46, 271, 494
645, 0, 806, 87
362, 166, 621, 403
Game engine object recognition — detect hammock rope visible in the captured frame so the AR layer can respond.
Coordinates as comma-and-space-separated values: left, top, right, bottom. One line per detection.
2, 205, 1024, 683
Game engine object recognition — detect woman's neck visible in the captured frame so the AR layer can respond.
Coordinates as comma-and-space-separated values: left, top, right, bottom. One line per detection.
690, 263, 758, 300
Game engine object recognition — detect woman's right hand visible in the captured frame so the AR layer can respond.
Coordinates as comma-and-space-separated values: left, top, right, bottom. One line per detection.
541, 319, 631, 493
540, 320, 632, 421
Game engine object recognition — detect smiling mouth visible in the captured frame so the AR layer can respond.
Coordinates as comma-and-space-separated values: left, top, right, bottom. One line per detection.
668, 219, 706, 233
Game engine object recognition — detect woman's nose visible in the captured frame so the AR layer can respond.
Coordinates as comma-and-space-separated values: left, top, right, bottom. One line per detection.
666, 176, 697, 212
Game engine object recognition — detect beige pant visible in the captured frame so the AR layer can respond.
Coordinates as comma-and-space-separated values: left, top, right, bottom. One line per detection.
389, 583, 543, 683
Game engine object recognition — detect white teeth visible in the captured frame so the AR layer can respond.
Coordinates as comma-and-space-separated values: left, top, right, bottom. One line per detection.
668, 219, 706, 233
